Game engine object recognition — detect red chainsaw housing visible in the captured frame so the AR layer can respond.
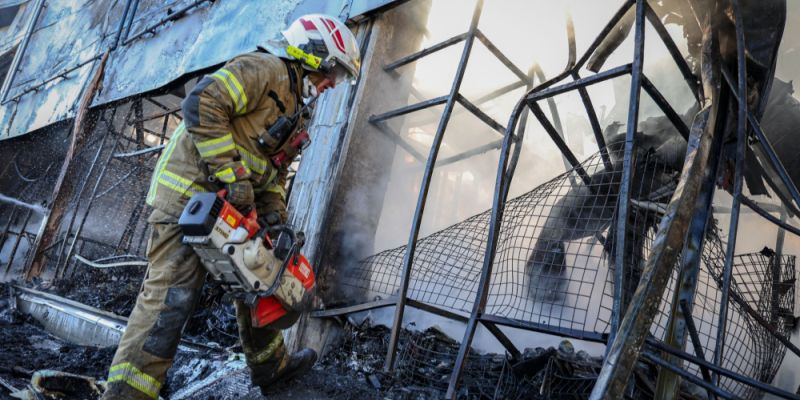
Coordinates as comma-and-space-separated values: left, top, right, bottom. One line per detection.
250, 254, 315, 327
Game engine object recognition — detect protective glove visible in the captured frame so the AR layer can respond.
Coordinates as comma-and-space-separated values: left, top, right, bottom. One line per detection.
225, 181, 255, 209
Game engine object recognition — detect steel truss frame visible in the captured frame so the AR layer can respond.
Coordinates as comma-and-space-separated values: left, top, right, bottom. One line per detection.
314, 0, 800, 398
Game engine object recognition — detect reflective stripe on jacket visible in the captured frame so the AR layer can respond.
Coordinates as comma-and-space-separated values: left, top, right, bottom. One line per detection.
146, 52, 302, 218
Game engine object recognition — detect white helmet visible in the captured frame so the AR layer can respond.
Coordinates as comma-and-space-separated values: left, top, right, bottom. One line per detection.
281, 14, 361, 83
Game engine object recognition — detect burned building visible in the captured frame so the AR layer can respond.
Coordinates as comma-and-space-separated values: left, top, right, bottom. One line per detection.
1, 0, 800, 399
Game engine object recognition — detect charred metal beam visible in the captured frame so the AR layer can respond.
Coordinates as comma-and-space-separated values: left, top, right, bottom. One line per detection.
646, 339, 800, 400
61, 133, 123, 278
591, 12, 725, 393
369, 95, 449, 123
53, 108, 120, 277
479, 320, 521, 360
113, 145, 165, 158
654, 116, 723, 400
127, 107, 181, 125
373, 121, 426, 162
713, 0, 747, 382
112, 0, 136, 50
384, 0, 484, 372
4, 54, 104, 105
608, 0, 645, 351
528, 102, 592, 186
572, 71, 612, 171
680, 300, 716, 400
121, 0, 140, 42
24, 53, 109, 279
474, 30, 528, 83
525, 64, 632, 103
740, 197, 800, 237
643, 3, 701, 102
437, 139, 503, 167
642, 352, 735, 400
721, 68, 800, 213
455, 94, 505, 135
310, 298, 397, 318
480, 314, 607, 343
641, 75, 691, 140
384, 32, 467, 72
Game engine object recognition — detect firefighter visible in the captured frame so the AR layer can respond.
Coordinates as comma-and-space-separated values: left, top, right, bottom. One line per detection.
102, 14, 361, 399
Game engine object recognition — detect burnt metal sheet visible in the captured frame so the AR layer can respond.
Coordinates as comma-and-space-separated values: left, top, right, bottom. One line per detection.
0, 0, 404, 141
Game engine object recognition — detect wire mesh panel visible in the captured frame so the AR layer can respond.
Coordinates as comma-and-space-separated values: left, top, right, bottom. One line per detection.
396, 328, 522, 399
342, 143, 796, 398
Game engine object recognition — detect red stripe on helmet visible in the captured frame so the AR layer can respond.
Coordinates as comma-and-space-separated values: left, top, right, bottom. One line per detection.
333, 30, 346, 53
321, 18, 334, 33
300, 18, 316, 31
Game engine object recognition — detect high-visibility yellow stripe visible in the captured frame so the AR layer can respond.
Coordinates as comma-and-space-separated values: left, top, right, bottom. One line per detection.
156, 170, 204, 198
195, 133, 235, 158
214, 167, 237, 184
212, 68, 248, 114
147, 123, 185, 205
266, 184, 286, 199
236, 145, 268, 175
108, 363, 161, 399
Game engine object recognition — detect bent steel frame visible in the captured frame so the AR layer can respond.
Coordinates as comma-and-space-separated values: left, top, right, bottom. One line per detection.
311, 0, 800, 397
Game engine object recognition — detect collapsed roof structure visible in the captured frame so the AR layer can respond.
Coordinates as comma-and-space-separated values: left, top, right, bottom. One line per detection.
1, 0, 800, 399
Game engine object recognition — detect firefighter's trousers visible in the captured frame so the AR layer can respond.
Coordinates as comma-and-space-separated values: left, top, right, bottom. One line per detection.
102, 214, 288, 400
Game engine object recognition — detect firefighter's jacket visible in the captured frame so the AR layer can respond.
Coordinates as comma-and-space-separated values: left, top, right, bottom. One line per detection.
146, 52, 304, 220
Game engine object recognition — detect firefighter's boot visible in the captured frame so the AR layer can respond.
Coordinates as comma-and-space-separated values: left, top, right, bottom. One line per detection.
252, 348, 317, 393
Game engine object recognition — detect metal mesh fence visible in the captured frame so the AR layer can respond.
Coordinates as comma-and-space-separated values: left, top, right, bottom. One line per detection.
341, 143, 796, 398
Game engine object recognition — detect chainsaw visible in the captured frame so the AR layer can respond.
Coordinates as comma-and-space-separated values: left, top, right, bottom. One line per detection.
177, 191, 315, 328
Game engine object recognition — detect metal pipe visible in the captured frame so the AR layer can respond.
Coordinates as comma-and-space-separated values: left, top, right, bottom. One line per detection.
608, 0, 646, 349
54, 109, 118, 277
527, 101, 593, 186
446, 92, 529, 399
647, 339, 800, 400
722, 68, 800, 213
454, 94, 505, 135
572, 71, 612, 171
310, 298, 397, 318
679, 300, 716, 400
121, 0, 139, 43
3, 54, 103, 105
2, 209, 33, 278
713, 0, 747, 382
479, 320, 521, 360
654, 120, 723, 400
373, 121, 426, 162
525, 64, 632, 103
112, 0, 135, 50
740, 196, 800, 237
641, 75, 690, 140
369, 95, 449, 123
113, 144, 165, 158
642, 352, 736, 400
474, 30, 528, 82
384, 0, 484, 373
0, 0, 45, 103
643, 3, 701, 102
436, 139, 503, 167
123, 0, 212, 46
444, 65, 538, 397
384, 32, 467, 71
480, 313, 607, 343
61, 133, 122, 278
